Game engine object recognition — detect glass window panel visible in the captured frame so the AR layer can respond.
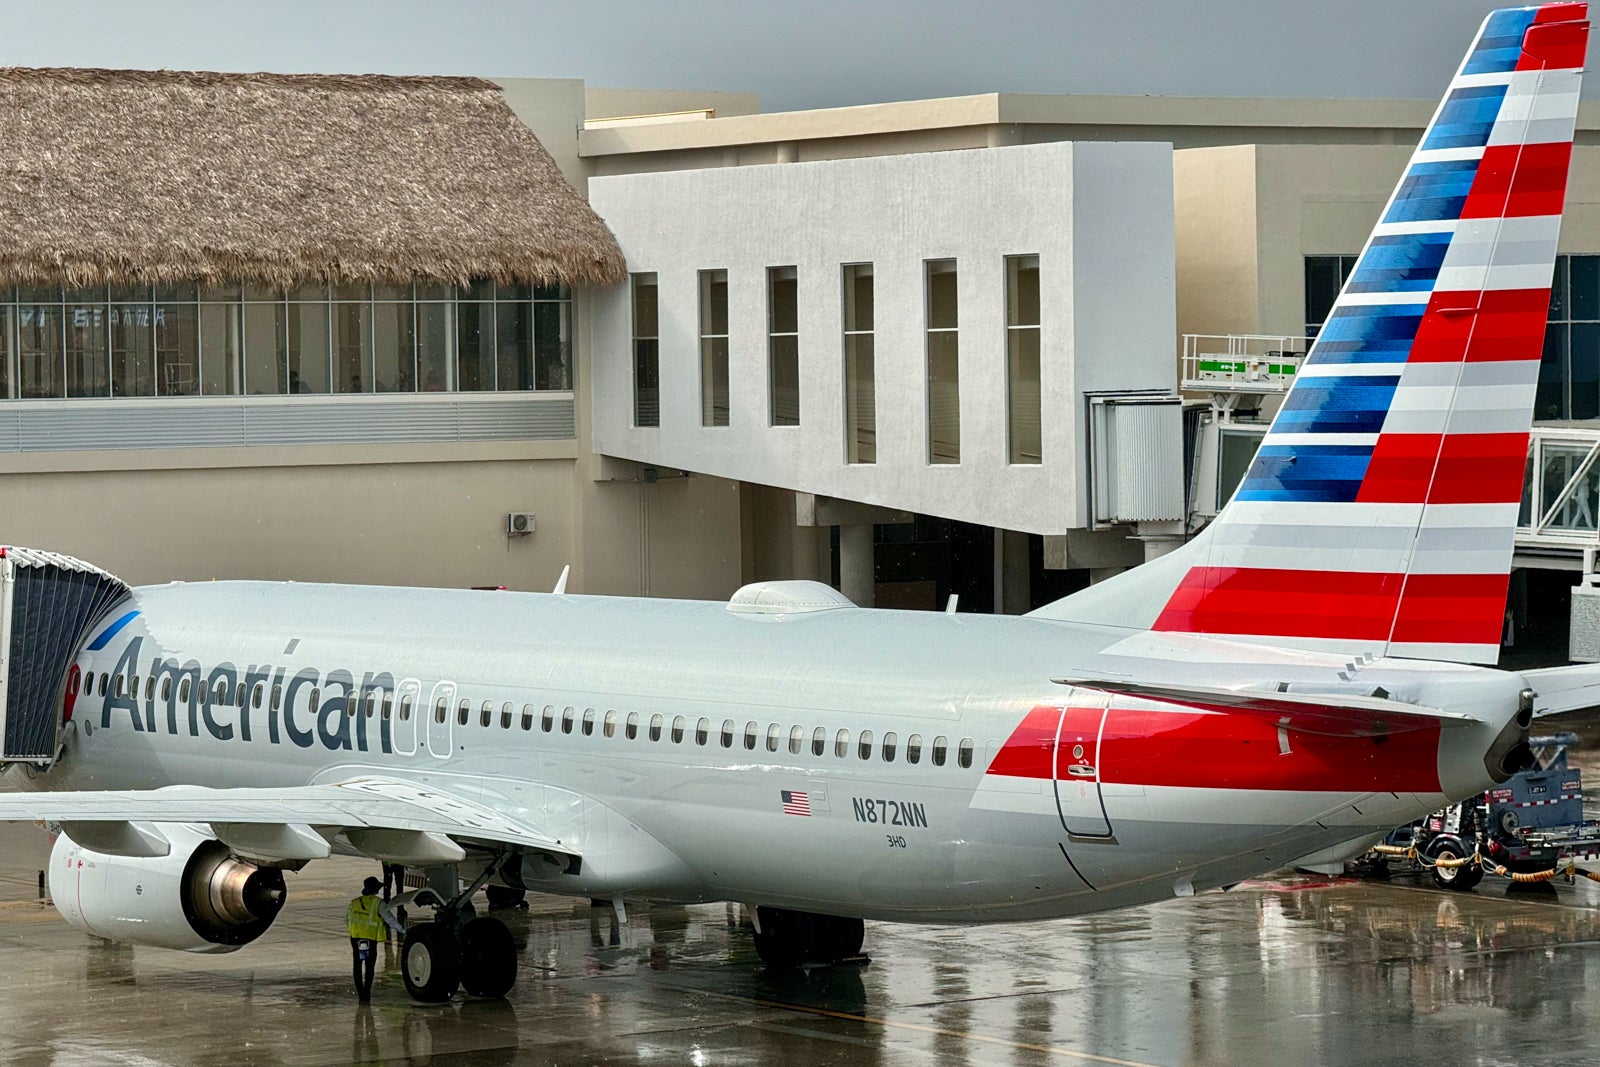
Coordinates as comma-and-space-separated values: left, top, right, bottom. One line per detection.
1573, 256, 1600, 321
499, 282, 532, 302
1551, 256, 1569, 320
845, 333, 875, 463
198, 304, 239, 396
769, 335, 799, 427
154, 303, 199, 396
1007, 327, 1042, 464
633, 274, 659, 427
242, 283, 284, 302
330, 282, 368, 301
701, 336, 729, 426
372, 303, 415, 392
65, 304, 109, 397
0, 307, 9, 399
463, 278, 495, 301
457, 303, 493, 390
287, 283, 326, 302
152, 283, 196, 302
373, 282, 410, 301
534, 282, 567, 301
18, 285, 60, 304
288, 302, 329, 394
926, 260, 957, 329
495, 301, 532, 391
110, 285, 152, 302
243, 303, 286, 394
1572, 322, 1600, 420
1304, 255, 1344, 332
112, 304, 156, 397
415, 281, 452, 301
418, 303, 453, 390
199, 284, 238, 302
18, 303, 63, 398
1538, 323, 1568, 421
534, 300, 571, 390
768, 267, 798, 333
1006, 255, 1040, 326
843, 264, 873, 332
333, 301, 371, 393
927, 331, 960, 464
699, 269, 729, 335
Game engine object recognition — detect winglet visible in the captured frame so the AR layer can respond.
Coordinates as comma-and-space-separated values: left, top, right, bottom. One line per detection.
552, 565, 570, 595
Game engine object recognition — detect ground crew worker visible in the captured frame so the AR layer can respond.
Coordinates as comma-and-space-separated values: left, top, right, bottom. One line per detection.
347, 876, 404, 1001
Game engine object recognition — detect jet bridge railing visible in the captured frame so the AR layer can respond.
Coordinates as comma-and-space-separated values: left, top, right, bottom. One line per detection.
0, 548, 131, 766
1180, 334, 1308, 395
1518, 427, 1600, 547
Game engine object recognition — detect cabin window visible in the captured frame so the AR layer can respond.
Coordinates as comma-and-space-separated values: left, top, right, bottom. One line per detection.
216, 679, 228, 704
115, 675, 125, 697
521, 704, 535, 730
346, 691, 358, 717
812, 726, 826, 756
720, 719, 735, 748
398, 694, 412, 721
232, 682, 243, 706
501, 702, 514, 729
649, 713, 664, 742
766, 723, 781, 752
626, 711, 640, 740
100, 673, 109, 695
132, 676, 142, 700
382, 692, 394, 720
68, 671, 80, 696
906, 734, 922, 764
858, 730, 874, 761
434, 697, 448, 724
541, 705, 555, 732
160, 677, 171, 702
309, 688, 321, 715
561, 706, 575, 734
457, 699, 471, 726
582, 708, 595, 736
477, 701, 491, 727
271, 684, 282, 711
146, 677, 155, 701
671, 715, 686, 743
367, 691, 379, 718
602, 709, 617, 738
835, 729, 850, 758
743, 721, 758, 750
177, 677, 190, 703
931, 735, 948, 766
882, 732, 898, 761
957, 737, 974, 769
789, 725, 804, 754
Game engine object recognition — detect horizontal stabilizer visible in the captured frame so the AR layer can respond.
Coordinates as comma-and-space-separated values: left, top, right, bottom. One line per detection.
1524, 662, 1600, 717
1054, 677, 1476, 736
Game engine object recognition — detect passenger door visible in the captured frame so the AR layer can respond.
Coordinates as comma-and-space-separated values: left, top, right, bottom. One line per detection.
1054, 692, 1114, 839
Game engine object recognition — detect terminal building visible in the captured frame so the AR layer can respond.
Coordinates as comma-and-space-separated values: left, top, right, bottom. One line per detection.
4, 68, 1600, 653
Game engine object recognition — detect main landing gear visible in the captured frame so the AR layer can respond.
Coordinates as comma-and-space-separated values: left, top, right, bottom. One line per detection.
751, 906, 866, 969
397, 861, 520, 1003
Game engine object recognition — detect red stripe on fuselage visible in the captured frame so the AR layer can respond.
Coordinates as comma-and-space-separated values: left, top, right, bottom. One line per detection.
1356, 431, 1529, 504
987, 703, 1442, 794
1409, 288, 1550, 363
1153, 566, 1507, 646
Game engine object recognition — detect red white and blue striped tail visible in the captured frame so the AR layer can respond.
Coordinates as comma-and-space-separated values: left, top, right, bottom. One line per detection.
1034, 3, 1588, 665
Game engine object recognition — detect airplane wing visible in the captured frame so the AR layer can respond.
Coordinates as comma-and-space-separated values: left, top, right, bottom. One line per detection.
0, 776, 582, 869
1524, 663, 1600, 718
1054, 677, 1478, 736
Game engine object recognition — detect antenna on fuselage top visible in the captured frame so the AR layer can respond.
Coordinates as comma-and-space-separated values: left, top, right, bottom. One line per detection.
553, 565, 570, 595
945, 594, 959, 614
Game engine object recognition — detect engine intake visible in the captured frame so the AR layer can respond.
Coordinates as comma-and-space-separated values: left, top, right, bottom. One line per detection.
51, 824, 287, 953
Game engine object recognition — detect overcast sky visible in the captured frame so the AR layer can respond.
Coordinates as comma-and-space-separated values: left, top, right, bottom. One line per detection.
1, 1, 1589, 112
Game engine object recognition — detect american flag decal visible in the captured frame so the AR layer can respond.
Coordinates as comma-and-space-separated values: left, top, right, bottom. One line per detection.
781, 789, 812, 816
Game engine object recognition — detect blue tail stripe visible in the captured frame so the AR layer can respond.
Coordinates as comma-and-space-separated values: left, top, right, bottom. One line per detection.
1236, 444, 1374, 503
1306, 304, 1426, 364
1346, 232, 1452, 293
1422, 84, 1509, 151
1383, 159, 1479, 224
1462, 9, 1538, 74
1272, 376, 1402, 434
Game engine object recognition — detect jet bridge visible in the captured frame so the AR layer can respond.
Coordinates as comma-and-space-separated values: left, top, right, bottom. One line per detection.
0, 548, 131, 767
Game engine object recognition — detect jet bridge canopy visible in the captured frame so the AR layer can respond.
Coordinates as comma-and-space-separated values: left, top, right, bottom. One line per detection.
0, 548, 131, 766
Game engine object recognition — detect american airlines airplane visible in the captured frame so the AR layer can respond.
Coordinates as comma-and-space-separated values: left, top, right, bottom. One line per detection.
1, 2, 1596, 1005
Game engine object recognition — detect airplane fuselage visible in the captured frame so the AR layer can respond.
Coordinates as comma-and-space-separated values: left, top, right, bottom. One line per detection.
18, 580, 1524, 923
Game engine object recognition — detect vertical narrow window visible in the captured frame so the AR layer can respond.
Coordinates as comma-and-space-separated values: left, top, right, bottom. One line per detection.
767, 266, 799, 426
533, 283, 573, 390
372, 283, 416, 391
287, 286, 330, 395
1005, 255, 1042, 465
0, 305, 10, 399
64, 290, 109, 398
242, 287, 287, 394
925, 259, 959, 464
153, 284, 199, 397
457, 279, 495, 390
494, 283, 533, 393
699, 269, 729, 426
332, 283, 372, 393
632, 273, 659, 427
18, 287, 63, 398
843, 264, 875, 463
416, 286, 454, 391
1303, 254, 1359, 338
198, 297, 239, 396
112, 286, 156, 397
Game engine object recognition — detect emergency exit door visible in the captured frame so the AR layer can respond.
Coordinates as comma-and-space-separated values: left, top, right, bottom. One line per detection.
1054, 693, 1114, 839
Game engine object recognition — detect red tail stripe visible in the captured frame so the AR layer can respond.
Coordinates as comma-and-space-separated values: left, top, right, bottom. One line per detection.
1357, 431, 1530, 504
1518, 17, 1589, 69
1409, 287, 1551, 363
1534, 3, 1587, 25
1461, 142, 1572, 219
1154, 566, 1506, 644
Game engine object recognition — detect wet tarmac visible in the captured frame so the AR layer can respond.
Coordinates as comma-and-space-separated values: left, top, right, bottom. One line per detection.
3, 811, 1600, 1067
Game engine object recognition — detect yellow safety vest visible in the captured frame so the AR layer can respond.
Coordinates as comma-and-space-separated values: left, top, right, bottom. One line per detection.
347, 894, 385, 940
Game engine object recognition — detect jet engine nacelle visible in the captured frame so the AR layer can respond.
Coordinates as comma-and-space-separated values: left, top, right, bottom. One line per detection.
49, 823, 287, 953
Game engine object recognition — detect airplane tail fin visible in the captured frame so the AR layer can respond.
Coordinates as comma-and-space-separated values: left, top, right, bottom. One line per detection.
1031, 3, 1589, 665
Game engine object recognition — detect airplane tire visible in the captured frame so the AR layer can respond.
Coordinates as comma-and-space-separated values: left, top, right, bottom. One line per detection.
752, 907, 809, 969
402, 922, 462, 1003
1429, 842, 1483, 892
485, 886, 527, 910
814, 915, 865, 961
460, 916, 518, 998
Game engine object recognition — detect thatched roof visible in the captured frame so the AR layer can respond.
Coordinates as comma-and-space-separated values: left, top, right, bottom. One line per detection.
0, 68, 626, 288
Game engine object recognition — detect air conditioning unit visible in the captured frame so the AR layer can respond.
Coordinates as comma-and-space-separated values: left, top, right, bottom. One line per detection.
506, 512, 536, 537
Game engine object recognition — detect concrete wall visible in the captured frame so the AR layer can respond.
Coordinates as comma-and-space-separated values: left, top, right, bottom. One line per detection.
588, 141, 1177, 536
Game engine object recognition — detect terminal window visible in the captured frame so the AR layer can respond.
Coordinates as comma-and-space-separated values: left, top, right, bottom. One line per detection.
699, 270, 730, 427
1540, 254, 1600, 421
925, 259, 960, 464
843, 263, 876, 464
6, 281, 572, 399
768, 266, 799, 427
631, 273, 659, 427
1303, 254, 1359, 338
1005, 255, 1041, 465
